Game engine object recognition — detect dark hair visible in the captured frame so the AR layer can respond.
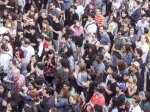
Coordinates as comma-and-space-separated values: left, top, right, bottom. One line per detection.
88, 13, 95, 19
0, 83, 8, 97
143, 91, 150, 102
122, 3, 129, 11
142, 108, 150, 112
134, 0, 141, 5
129, 27, 136, 35
34, 78, 44, 86
68, 35, 74, 40
7, 90, 20, 105
47, 49, 56, 65
50, 2, 56, 7
121, 10, 129, 18
2, 9, 10, 18
66, 47, 73, 57
28, 80, 35, 88
31, 54, 39, 62
60, 58, 70, 69
89, 44, 97, 54
135, 48, 143, 57
63, 81, 70, 87
97, 53, 104, 60
1, 44, 9, 51
49, 108, 59, 112
117, 60, 128, 71
9, 59, 17, 66
52, 69, 63, 86
99, 26, 107, 30
133, 95, 141, 104
22, 38, 30, 45
53, 14, 59, 18
109, 96, 119, 112
45, 88, 53, 96
23, 105, 32, 112
95, 86, 105, 93
96, 8, 102, 12
8, 12, 17, 21
68, 75, 78, 91
110, 15, 117, 22
31, 3, 39, 13
9, 102, 18, 112
89, 71, 96, 81
110, 72, 118, 80
141, 14, 147, 18
14, 49, 24, 58
62, 26, 71, 36
109, 65, 117, 72
60, 88, 69, 98
60, 53, 67, 58
143, 27, 149, 34
94, 104, 103, 112
124, 44, 133, 54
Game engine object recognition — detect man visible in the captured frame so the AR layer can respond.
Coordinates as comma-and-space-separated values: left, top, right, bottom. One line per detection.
84, 13, 97, 43
33, 0, 44, 11
133, 48, 143, 73
21, 38, 35, 64
75, 0, 84, 21
130, 61, 142, 92
67, 5, 79, 26
129, 95, 141, 112
1, 36, 13, 52
143, 1, 150, 20
37, 34, 45, 61
99, 26, 111, 53
94, 8, 104, 26
85, 1, 96, 15
12, 69, 25, 93
47, 2, 60, 17
37, 9, 53, 32
52, 14, 63, 52
102, 45, 110, 54
25, 26, 38, 51
129, 0, 141, 27
3, 59, 16, 90
116, 83, 126, 112
58, 35, 68, 54
101, 72, 118, 105
90, 53, 105, 83
0, 44, 13, 74
36, 89, 54, 112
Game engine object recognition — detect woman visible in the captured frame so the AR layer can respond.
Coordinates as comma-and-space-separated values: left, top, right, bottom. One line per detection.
54, 88, 69, 112
119, 19, 130, 37
28, 90, 39, 112
140, 91, 150, 109
26, 4, 38, 20
125, 27, 137, 50
5, 102, 18, 112
0, 83, 8, 112
65, 94, 80, 112
125, 74, 138, 107
51, 69, 63, 93
90, 33, 100, 50
83, 44, 97, 69
120, 45, 133, 66
22, 105, 32, 112
14, 6, 23, 29
1, 9, 10, 26
117, 60, 129, 83
5, 12, 17, 30
60, 58, 71, 82
76, 63, 87, 94
42, 20, 53, 49
65, 47, 75, 71
42, 49, 57, 84
5, 0, 17, 12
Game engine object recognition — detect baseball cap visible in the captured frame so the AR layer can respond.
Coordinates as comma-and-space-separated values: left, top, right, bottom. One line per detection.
104, 53, 110, 59
117, 83, 126, 91
89, 1, 95, 6
3, 36, 10, 41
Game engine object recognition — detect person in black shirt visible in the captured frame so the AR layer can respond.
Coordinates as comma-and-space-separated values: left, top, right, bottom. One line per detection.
37, 9, 53, 32
116, 83, 126, 112
51, 14, 63, 52
66, 5, 79, 26
0, 0, 8, 17
33, 0, 44, 11
101, 72, 118, 105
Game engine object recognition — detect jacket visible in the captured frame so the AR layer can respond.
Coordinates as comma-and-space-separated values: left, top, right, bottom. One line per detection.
55, 98, 68, 112
44, 28, 53, 42
139, 101, 150, 110
65, 103, 80, 112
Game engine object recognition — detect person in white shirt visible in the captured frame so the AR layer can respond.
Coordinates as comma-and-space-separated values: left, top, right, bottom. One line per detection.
0, 44, 13, 74
1, 36, 13, 53
75, 0, 84, 21
21, 38, 35, 64
129, 95, 141, 112
37, 34, 44, 61
84, 13, 97, 43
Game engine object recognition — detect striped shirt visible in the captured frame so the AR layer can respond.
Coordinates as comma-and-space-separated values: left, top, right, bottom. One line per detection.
94, 14, 104, 25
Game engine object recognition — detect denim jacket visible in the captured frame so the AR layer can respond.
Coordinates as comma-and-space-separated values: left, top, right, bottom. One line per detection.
55, 98, 68, 112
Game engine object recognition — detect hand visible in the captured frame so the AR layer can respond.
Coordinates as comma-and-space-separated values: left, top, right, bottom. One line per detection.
103, 105, 108, 112
90, 66, 94, 71
35, 102, 40, 105
2, 100, 7, 106
22, 85, 28, 91
6, 5, 11, 8
85, 58, 89, 60
54, 91, 58, 98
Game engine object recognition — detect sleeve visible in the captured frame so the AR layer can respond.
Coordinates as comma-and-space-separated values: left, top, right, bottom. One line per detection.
54, 99, 67, 107
130, 11, 140, 22
37, 44, 43, 57
121, 53, 132, 65
106, 35, 111, 43
88, 24, 97, 34
60, 3, 65, 10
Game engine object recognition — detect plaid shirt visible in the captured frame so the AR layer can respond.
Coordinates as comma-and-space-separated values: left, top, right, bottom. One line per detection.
14, 75, 25, 93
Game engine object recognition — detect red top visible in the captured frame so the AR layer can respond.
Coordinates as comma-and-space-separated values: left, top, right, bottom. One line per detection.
90, 93, 105, 112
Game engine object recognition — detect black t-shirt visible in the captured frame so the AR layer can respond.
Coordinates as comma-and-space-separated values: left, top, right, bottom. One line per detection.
134, 58, 143, 69
144, 9, 150, 17
37, 16, 53, 30
0, 0, 6, 10
117, 93, 125, 112
6, 1, 15, 12
34, 0, 44, 11
68, 12, 79, 26
55, 2, 65, 11
52, 22, 63, 40
105, 81, 118, 105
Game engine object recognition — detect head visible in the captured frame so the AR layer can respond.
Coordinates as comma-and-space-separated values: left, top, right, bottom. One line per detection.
70, 5, 77, 12
7, 102, 18, 112
79, 63, 86, 72
2, 36, 10, 44
8, 59, 16, 69
53, 14, 59, 22
141, 27, 149, 34
34, 78, 44, 89
92, 33, 99, 41
8, 12, 17, 21
103, 45, 110, 53
99, 26, 107, 34
67, 35, 74, 43
89, 1, 95, 9
128, 74, 137, 84
75, 0, 81, 6
47, 49, 55, 59
109, 96, 119, 107
12, 69, 20, 79
95, 53, 104, 63
37, 34, 44, 42
29, 90, 39, 100
60, 88, 69, 98
121, 45, 132, 54
22, 38, 30, 47
74, 20, 80, 28
109, 72, 118, 82
65, 47, 73, 57
28, 81, 35, 90
122, 3, 129, 11
49, 2, 56, 10
42, 89, 52, 98
30, 55, 39, 63
133, 0, 140, 8
94, 86, 105, 96
130, 61, 140, 72
132, 95, 141, 107
96, 8, 102, 15
69, 94, 79, 104
63, 81, 71, 90
141, 14, 147, 22
129, 27, 135, 35
30, 4, 38, 13
88, 13, 95, 22
0, 83, 7, 96
134, 48, 143, 58
41, 9, 47, 17
107, 65, 117, 74
116, 83, 126, 92
1, 44, 9, 53
109, 16, 117, 22
60, 58, 70, 69
42, 20, 50, 29
89, 44, 97, 54
30, 26, 36, 34
22, 105, 32, 112
88, 71, 96, 81
117, 60, 128, 71
144, 1, 150, 9
61, 35, 67, 44
141, 91, 150, 102
2, 9, 10, 17
62, 26, 70, 35
104, 53, 111, 61
121, 11, 128, 18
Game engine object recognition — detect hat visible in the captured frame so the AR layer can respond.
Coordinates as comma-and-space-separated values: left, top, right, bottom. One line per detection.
40, 9, 47, 13
30, 26, 36, 30
131, 61, 140, 69
70, 5, 77, 9
117, 83, 126, 91
104, 53, 110, 59
18, 28, 24, 32
36, 62, 44, 70
3, 36, 10, 41
89, 1, 95, 6
37, 34, 44, 40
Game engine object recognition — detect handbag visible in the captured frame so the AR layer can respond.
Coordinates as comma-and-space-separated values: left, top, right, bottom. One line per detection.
125, 101, 130, 112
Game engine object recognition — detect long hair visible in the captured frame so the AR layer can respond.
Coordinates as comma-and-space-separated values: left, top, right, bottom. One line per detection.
46, 49, 56, 66
52, 69, 63, 86
109, 96, 119, 112
0, 83, 8, 98
42, 20, 50, 32
9, 102, 18, 112
78, 63, 87, 73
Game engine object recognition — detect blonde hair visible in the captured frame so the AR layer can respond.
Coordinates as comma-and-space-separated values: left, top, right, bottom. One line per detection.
130, 74, 137, 84
70, 94, 80, 103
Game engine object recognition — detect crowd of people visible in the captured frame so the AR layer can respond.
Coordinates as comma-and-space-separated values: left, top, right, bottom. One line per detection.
0, 0, 150, 112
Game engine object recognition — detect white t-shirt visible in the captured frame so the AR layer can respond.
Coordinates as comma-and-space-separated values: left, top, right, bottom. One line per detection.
21, 45, 35, 64
129, 105, 141, 112
75, 5, 84, 19
138, 42, 149, 63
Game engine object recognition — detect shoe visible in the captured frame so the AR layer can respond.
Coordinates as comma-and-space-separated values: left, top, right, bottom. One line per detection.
76, 61, 81, 65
